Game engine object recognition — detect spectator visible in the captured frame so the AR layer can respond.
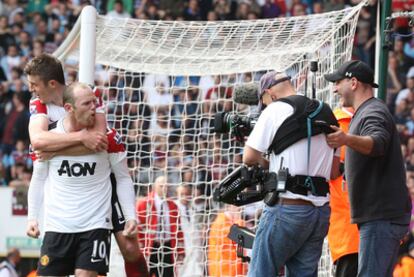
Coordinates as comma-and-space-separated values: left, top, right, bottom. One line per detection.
247, 11, 258, 19
126, 103, 152, 168
395, 67, 414, 107
183, 0, 202, 21
8, 163, 31, 188
136, 175, 185, 277
394, 37, 414, 73
10, 23, 24, 45
0, 90, 30, 156
354, 6, 375, 67
208, 205, 248, 276
31, 39, 44, 58
3, 67, 23, 93
45, 2, 72, 29
17, 31, 32, 57
46, 17, 63, 40
25, 0, 48, 15
152, 137, 168, 177
142, 73, 172, 109
0, 15, 15, 56
313, 1, 324, 14
404, 26, 414, 60
10, 10, 24, 26
0, 247, 21, 277
9, 140, 33, 180
33, 19, 48, 43
0, 45, 22, 81
327, 106, 359, 277
407, 171, 414, 231
175, 184, 204, 277
290, 2, 307, 16
107, 0, 134, 15
235, 1, 252, 20
149, 108, 172, 140
209, 148, 228, 182
24, 11, 42, 37
214, 0, 232, 20
173, 86, 200, 132
10, 83, 30, 137
66, 70, 77, 85
0, 158, 6, 186
395, 100, 411, 138
406, 138, 414, 160
1, 0, 21, 25
146, 4, 160, 20
203, 75, 233, 114
406, 108, 414, 136
44, 32, 62, 54
261, 0, 282, 18
407, 152, 414, 170
387, 52, 404, 114
159, 0, 186, 19
107, 0, 132, 18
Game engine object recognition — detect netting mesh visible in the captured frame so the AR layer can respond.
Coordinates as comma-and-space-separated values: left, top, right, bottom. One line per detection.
60, 6, 359, 77
55, 2, 364, 276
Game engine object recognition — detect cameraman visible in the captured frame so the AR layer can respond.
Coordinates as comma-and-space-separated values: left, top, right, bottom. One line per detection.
243, 71, 340, 276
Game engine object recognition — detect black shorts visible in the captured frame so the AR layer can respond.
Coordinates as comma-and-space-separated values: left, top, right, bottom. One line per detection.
37, 229, 111, 276
111, 173, 126, 233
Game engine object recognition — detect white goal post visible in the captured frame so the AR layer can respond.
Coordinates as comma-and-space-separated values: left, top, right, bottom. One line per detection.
54, 2, 365, 276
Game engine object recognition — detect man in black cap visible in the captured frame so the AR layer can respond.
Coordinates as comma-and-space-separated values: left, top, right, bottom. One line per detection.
325, 60, 412, 277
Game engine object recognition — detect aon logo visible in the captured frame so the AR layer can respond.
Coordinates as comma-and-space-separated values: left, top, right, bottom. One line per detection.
58, 160, 97, 177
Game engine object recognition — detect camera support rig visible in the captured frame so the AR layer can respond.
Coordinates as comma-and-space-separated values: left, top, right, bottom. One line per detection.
213, 165, 268, 206
213, 163, 287, 207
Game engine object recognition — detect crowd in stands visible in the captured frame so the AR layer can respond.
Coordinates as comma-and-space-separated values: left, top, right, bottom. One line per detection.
1, 0, 414, 276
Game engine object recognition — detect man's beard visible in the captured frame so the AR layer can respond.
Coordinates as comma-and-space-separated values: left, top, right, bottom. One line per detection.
76, 114, 95, 128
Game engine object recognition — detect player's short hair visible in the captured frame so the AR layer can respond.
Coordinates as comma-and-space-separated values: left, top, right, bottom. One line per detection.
63, 82, 91, 107
24, 53, 65, 85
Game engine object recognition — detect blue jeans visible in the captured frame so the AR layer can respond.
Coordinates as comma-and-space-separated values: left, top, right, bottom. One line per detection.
248, 203, 330, 277
357, 219, 409, 277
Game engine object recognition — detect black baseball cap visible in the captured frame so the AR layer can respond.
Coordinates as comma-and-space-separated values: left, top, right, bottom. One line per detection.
324, 60, 378, 88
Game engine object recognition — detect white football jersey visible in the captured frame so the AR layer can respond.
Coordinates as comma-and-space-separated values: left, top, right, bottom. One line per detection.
27, 91, 136, 232
38, 119, 126, 232
29, 98, 66, 124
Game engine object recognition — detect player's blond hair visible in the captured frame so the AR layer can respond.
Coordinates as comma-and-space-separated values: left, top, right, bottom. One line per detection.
63, 82, 91, 107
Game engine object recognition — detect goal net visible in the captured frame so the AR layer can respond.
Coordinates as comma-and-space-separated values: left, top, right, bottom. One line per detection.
54, 2, 364, 276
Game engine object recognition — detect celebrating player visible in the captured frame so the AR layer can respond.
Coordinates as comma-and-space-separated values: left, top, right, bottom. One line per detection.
27, 83, 137, 276
25, 54, 148, 276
